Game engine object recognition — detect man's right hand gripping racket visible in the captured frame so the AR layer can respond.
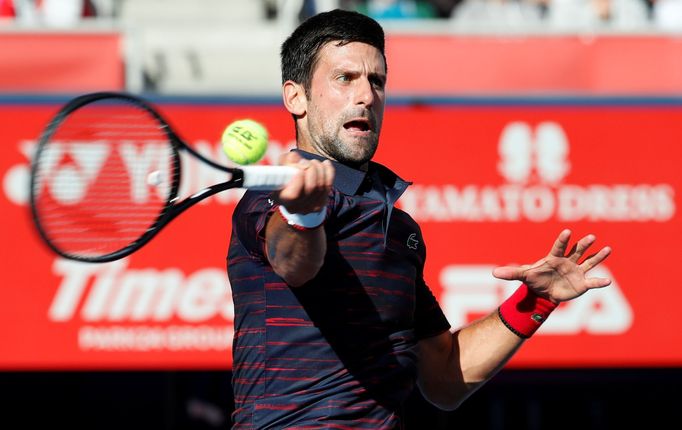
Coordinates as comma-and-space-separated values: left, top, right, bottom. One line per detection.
29, 92, 296, 263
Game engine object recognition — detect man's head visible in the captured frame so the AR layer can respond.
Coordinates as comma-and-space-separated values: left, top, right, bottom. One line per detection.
280, 9, 387, 169
281, 9, 386, 93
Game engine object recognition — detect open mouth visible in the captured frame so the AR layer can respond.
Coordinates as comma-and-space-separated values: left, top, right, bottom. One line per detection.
343, 119, 371, 132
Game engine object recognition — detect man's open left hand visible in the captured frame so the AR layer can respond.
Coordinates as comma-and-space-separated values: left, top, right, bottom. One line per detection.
492, 229, 612, 304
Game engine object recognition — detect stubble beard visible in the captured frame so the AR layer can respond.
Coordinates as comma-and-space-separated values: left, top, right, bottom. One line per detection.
311, 112, 380, 168
318, 133, 378, 168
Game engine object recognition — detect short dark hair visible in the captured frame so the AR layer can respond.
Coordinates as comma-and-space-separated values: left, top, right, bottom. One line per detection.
280, 9, 386, 93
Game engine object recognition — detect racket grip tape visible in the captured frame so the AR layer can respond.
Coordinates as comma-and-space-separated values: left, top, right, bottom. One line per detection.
240, 165, 298, 190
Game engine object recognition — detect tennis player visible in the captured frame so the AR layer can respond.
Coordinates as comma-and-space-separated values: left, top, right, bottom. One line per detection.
227, 9, 611, 429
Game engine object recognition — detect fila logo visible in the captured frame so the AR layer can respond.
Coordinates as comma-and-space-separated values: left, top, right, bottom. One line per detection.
498, 121, 570, 185
440, 264, 633, 335
406, 233, 419, 250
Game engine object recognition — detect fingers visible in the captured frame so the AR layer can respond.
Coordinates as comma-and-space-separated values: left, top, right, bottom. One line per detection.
585, 276, 612, 289
567, 234, 596, 263
580, 246, 612, 272
299, 159, 334, 211
276, 155, 334, 214
548, 229, 572, 257
278, 151, 302, 166
302, 159, 330, 195
277, 167, 305, 202
550, 230, 603, 264
492, 265, 531, 281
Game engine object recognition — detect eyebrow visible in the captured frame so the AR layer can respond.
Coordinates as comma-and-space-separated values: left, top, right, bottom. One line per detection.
332, 68, 387, 84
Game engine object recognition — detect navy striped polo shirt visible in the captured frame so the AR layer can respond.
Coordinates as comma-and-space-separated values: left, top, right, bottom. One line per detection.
227, 150, 451, 429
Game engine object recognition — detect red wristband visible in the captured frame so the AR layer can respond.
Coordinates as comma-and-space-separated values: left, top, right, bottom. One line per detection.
498, 284, 558, 339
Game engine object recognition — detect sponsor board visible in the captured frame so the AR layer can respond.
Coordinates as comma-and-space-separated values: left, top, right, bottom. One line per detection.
0, 32, 123, 92
1, 101, 680, 369
387, 35, 682, 94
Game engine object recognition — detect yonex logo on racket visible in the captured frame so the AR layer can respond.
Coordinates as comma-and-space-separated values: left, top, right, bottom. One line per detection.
33, 141, 172, 205
33, 142, 109, 204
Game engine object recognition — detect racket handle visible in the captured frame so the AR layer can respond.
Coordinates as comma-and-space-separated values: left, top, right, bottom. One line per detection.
240, 165, 299, 190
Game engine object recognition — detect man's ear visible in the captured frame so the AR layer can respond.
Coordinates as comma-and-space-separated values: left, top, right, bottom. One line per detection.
282, 81, 306, 116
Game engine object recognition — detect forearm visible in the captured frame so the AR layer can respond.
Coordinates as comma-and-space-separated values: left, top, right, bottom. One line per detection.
265, 210, 326, 287
418, 311, 524, 410
420, 229, 611, 410
456, 311, 524, 387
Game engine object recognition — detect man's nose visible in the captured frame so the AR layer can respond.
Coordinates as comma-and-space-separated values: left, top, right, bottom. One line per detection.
355, 78, 375, 107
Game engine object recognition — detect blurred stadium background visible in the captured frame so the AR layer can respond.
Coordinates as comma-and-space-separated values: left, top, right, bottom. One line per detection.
1, 0, 681, 429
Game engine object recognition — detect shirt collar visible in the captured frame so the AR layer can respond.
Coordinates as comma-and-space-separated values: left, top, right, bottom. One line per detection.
292, 149, 412, 196
293, 149, 368, 195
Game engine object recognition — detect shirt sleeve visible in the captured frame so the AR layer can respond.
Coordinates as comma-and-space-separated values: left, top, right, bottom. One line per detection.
414, 277, 451, 340
411, 227, 451, 340
231, 190, 278, 260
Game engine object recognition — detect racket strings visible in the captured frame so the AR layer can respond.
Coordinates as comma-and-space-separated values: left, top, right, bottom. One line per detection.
32, 100, 179, 259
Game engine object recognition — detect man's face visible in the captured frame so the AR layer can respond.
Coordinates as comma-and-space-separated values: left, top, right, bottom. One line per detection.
299, 41, 386, 169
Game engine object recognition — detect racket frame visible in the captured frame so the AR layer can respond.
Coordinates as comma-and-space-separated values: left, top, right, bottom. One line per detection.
29, 92, 248, 263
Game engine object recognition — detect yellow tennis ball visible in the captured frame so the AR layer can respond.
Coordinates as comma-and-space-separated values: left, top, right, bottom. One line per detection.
221, 119, 269, 165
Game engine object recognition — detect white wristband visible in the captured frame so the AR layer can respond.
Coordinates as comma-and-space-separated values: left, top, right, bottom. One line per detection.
278, 205, 327, 230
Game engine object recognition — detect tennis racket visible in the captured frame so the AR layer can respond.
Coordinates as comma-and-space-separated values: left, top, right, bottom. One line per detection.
30, 91, 296, 263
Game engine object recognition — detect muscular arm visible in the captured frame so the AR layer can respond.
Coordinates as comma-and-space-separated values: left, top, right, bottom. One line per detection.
264, 153, 335, 287
417, 312, 523, 410
265, 214, 326, 287
417, 230, 612, 410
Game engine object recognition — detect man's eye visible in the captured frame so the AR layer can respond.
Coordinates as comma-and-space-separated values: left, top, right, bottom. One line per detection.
337, 75, 350, 82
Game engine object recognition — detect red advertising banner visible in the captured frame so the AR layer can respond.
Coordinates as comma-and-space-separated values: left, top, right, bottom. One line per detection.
1, 33, 679, 95
1, 98, 680, 369
0, 32, 124, 92
386, 35, 682, 94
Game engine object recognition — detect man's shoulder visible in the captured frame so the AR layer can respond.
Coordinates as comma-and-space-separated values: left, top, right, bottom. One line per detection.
234, 190, 274, 212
